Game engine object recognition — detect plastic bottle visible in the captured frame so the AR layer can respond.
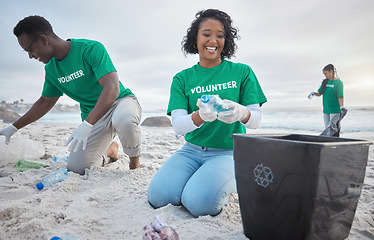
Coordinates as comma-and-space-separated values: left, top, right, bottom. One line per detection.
50, 234, 82, 240
36, 167, 69, 190
52, 153, 69, 163
200, 94, 230, 113
16, 159, 48, 171
308, 92, 315, 99
346, 187, 361, 197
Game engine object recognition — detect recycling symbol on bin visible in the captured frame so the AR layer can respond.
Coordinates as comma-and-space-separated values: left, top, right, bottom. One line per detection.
253, 164, 273, 188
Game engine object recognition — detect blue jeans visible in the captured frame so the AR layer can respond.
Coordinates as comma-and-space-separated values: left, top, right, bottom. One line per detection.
147, 142, 237, 217
323, 113, 340, 128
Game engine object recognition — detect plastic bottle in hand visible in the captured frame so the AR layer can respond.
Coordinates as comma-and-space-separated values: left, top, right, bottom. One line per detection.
36, 167, 69, 190
50, 234, 82, 240
200, 95, 230, 113
52, 153, 69, 163
308, 92, 315, 99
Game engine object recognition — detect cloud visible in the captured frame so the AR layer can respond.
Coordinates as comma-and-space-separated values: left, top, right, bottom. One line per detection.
0, 0, 373, 111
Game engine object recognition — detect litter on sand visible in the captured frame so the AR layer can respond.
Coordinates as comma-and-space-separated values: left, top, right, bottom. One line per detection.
143, 216, 179, 240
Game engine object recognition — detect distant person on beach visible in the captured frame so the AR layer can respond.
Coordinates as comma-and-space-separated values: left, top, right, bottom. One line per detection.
308, 64, 345, 136
0, 15, 142, 174
147, 9, 267, 217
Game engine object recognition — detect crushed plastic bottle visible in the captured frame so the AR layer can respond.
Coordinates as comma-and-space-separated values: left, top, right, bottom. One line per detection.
200, 94, 230, 113
16, 159, 48, 171
346, 187, 361, 197
52, 153, 69, 163
36, 167, 69, 190
143, 216, 179, 240
50, 234, 82, 240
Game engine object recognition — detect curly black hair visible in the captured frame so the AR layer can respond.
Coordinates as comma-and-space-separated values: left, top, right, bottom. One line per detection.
13, 15, 54, 38
182, 9, 239, 59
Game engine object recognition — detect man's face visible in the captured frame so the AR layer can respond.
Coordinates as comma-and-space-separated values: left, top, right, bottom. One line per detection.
17, 33, 54, 64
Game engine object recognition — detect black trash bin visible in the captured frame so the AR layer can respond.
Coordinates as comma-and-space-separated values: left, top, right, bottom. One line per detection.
232, 134, 372, 240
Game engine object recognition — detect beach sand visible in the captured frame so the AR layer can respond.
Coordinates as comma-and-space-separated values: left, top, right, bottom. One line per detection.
0, 123, 373, 240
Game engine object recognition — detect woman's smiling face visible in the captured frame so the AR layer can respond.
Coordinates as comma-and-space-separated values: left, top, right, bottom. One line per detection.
196, 18, 225, 68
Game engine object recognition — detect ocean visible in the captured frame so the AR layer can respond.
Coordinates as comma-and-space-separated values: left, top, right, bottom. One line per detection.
35, 108, 374, 133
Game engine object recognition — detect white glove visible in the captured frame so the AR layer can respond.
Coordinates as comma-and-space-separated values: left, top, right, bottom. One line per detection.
196, 99, 217, 122
217, 100, 249, 124
0, 125, 18, 144
65, 120, 93, 152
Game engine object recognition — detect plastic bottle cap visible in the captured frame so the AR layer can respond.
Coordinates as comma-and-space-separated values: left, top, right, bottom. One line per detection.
50, 237, 62, 240
200, 95, 210, 103
36, 182, 44, 190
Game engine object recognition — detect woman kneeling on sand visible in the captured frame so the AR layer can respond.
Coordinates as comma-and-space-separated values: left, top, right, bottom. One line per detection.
147, 9, 267, 217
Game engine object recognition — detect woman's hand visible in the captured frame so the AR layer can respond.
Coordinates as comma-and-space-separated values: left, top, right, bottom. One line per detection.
196, 99, 218, 122
218, 100, 249, 124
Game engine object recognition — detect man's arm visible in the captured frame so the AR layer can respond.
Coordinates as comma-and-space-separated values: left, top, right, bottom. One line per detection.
64, 71, 120, 152
13, 96, 59, 129
83, 71, 120, 125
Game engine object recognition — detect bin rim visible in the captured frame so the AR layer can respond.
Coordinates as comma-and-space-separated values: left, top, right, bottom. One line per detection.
232, 133, 373, 146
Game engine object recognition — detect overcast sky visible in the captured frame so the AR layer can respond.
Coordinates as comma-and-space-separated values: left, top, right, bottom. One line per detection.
1, 0, 373, 111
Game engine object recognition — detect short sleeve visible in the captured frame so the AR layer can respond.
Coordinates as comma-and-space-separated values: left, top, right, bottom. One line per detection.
337, 80, 344, 97
42, 70, 63, 98
83, 42, 116, 80
167, 75, 188, 115
240, 65, 267, 107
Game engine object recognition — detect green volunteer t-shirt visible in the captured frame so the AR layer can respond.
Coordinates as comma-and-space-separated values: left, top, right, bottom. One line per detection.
167, 59, 267, 149
43, 39, 134, 120
317, 79, 343, 114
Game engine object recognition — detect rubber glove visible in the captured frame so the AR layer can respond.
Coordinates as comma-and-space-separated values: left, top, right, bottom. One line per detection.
217, 100, 249, 124
196, 99, 217, 122
65, 120, 93, 152
0, 125, 18, 144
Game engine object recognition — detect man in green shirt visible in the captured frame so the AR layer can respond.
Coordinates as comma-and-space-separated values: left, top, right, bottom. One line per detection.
0, 16, 142, 174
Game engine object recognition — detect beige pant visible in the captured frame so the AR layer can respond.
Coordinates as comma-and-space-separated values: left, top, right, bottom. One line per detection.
67, 96, 142, 174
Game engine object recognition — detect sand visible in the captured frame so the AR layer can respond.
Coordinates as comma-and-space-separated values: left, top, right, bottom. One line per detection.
0, 123, 373, 240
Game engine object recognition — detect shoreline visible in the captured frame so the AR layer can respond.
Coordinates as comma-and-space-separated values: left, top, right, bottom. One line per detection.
0, 123, 373, 239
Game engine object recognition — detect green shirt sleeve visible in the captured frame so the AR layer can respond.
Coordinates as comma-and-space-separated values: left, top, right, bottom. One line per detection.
336, 80, 344, 97
83, 41, 116, 80
240, 65, 267, 107
167, 74, 188, 115
317, 82, 322, 93
42, 75, 64, 98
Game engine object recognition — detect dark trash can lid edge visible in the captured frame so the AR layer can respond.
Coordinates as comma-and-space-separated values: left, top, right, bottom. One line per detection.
231, 133, 373, 146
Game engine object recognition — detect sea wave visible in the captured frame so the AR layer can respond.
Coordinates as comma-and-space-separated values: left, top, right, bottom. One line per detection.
34, 108, 374, 133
